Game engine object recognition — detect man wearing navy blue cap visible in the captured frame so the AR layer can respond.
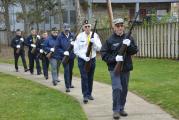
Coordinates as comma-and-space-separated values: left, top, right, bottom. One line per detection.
56, 23, 75, 92
44, 27, 60, 86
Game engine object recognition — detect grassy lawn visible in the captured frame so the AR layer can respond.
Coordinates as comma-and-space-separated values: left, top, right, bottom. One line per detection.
0, 55, 179, 119
0, 72, 87, 120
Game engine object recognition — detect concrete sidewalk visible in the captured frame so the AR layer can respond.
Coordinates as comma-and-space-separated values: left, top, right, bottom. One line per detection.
0, 63, 176, 120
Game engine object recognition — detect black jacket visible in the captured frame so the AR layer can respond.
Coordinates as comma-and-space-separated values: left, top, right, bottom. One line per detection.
11, 35, 25, 53
100, 32, 138, 72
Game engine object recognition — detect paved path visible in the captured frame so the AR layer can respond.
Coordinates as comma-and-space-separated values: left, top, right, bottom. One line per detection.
0, 63, 176, 120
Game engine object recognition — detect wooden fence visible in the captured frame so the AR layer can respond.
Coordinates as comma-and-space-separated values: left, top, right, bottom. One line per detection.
97, 22, 179, 59
135, 22, 179, 59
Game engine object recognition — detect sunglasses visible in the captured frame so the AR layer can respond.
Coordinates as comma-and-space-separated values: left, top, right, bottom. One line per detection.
84, 25, 91, 28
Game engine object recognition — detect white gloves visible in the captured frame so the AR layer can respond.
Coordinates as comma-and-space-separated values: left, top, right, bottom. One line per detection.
84, 56, 90, 62
31, 44, 36, 48
16, 45, 20, 48
37, 35, 40, 39
20, 38, 24, 42
70, 41, 74, 45
64, 51, 69, 56
123, 39, 131, 46
50, 48, 55, 52
115, 55, 123, 62
40, 49, 43, 53
90, 38, 95, 43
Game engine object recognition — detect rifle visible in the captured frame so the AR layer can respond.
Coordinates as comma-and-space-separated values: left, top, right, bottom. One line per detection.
31, 36, 38, 54
84, 20, 97, 72
16, 38, 24, 54
114, 11, 140, 75
46, 51, 53, 59
61, 25, 83, 64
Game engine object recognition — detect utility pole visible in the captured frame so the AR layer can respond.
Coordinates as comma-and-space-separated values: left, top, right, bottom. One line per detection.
107, 0, 113, 28
75, 0, 81, 30
88, 0, 92, 22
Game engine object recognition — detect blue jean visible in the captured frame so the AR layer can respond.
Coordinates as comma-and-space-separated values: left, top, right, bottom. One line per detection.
78, 57, 96, 98
50, 58, 60, 82
109, 71, 130, 112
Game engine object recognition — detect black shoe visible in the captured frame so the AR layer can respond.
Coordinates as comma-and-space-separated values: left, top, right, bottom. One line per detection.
70, 85, 74, 88
83, 98, 88, 104
37, 72, 42, 75
16, 69, 18, 72
45, 76, 48, 80
66, 88, 70, 92
113, 112, 120, 119
24, 69, 29, 72
52, 81, 57, 86
57, 80, 60, 82
88, 96, 94, 100
119, 110, 128, 117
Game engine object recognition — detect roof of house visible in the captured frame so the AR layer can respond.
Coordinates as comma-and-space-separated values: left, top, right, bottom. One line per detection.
92, 0, 179, 3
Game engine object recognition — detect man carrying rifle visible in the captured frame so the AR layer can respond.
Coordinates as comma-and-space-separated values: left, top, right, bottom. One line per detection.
43, 27, 60, 86
11, 29, 28, 72
57, 23, 75, 92
36, 31, 49, 80
100, 18, 138, 119
74, 20, 102, 104
25, 28, 41, 75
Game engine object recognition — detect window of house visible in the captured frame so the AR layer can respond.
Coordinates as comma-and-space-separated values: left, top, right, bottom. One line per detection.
62, 10, 68, 23
70, 10, 76, 24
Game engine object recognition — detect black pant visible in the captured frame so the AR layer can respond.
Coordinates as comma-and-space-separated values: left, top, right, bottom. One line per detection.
69, 58, 75, 86
28, 51, 41, 74
14, 50, 27, 70
41, 55, 49, 77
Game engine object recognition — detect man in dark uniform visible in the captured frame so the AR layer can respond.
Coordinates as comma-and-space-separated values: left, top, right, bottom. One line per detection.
100, 18, 138, 119
74, 20, 102, 103
11, 29, 28, 72
36, 31, 49, 79
44, 27, 60, 86
57, 23, 75, 92
25, 28, 41, 75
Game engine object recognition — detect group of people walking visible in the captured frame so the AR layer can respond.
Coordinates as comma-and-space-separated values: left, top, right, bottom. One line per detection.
11, 18, 138, 119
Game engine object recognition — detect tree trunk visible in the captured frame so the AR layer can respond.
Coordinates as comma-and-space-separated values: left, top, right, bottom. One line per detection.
20, 1, 29, 36
75, 0, 81, 31
2, 0, 12, 46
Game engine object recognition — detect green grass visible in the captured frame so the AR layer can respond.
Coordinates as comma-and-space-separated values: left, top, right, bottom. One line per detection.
1, 57, 179, 119
0, 72, 87, 120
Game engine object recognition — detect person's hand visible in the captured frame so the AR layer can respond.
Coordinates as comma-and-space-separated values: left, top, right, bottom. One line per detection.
40, 49, 43, 53
70, 41, 74, 45
90, 38, 95, 43
31, 44, 36, 48
115, 55, 123, 62
64, 51, 69, 56
37, 35, 40, 39
50, 48, 55, 52
16, 45, 20, 48
84, 56, 90, 62
123, 39, 131, 46
20, 38, 24, 42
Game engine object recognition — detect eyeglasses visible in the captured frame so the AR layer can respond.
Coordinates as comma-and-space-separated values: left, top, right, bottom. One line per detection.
115, 24, 124, 28
84, 25, 91, 28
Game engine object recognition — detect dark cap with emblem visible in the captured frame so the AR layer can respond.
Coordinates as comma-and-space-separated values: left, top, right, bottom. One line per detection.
83, 19, 91, 26
51, 27, 58, 31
